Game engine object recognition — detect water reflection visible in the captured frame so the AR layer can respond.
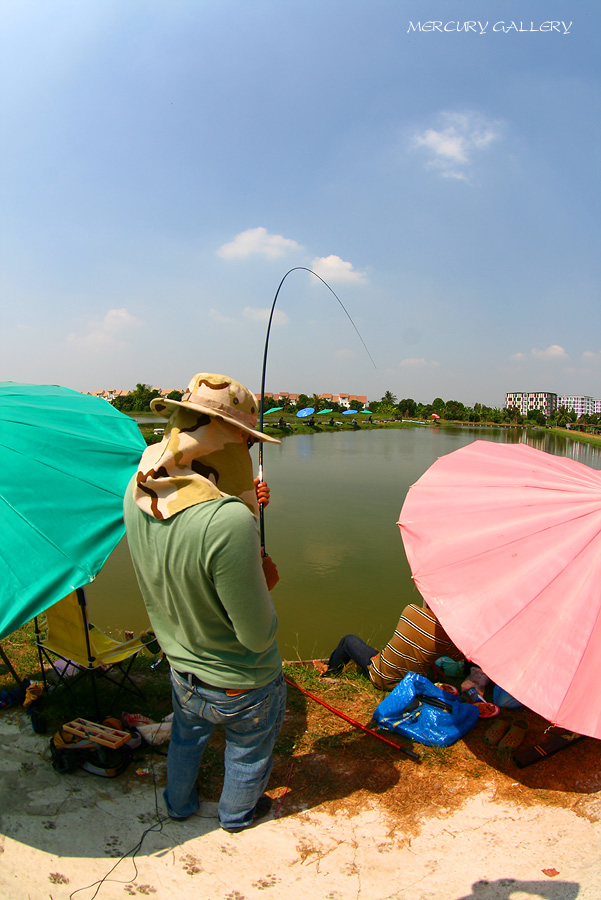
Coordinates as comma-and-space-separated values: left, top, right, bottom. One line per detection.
86, 427, 601, 660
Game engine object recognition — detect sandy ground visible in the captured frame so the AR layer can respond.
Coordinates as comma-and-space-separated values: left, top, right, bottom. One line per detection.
1, 708, 601, 900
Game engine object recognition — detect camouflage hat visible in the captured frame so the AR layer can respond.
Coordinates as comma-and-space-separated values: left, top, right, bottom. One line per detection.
151, 374, 279, 444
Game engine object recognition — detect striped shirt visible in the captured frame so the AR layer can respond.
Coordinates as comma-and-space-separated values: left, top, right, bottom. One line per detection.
368, 604, 462, 691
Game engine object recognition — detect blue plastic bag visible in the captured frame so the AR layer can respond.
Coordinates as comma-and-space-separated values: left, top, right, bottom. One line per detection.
373, 672, 480, 747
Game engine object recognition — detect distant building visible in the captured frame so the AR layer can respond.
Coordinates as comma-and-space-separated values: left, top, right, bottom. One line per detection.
505, 392, 557, 417
557, 395, 601, 416
506, 391, 601, 418
264, 391, 367, 408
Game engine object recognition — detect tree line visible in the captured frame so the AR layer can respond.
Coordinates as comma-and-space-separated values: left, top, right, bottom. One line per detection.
112, 384, 599, 428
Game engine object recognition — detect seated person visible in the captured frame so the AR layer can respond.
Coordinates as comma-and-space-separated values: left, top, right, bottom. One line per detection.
314, 603, 463, 691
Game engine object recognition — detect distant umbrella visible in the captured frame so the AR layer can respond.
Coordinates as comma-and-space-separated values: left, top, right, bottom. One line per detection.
430, 412, 440, 419
316, 409, 334, 415
264, 407, 284, 414
343, 409, 358, 415
296, 407, 315, 418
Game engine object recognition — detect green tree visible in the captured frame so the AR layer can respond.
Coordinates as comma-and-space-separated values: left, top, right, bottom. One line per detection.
527, 408, 546, 426
398, 398, 417, 418
443, 400, 465, 421
112, 383, 161, 413
295, 394, 311, 412
377, 390, 398, 416
504, 405, 523, 424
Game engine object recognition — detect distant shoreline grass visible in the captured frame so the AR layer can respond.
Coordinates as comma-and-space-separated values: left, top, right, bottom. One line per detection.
137, 414, 601, 445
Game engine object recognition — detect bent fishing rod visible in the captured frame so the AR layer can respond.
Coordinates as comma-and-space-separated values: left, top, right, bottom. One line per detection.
257, 266, 376, 552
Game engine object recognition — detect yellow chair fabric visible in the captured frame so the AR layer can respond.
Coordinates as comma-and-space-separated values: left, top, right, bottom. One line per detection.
35, 587, 154, 716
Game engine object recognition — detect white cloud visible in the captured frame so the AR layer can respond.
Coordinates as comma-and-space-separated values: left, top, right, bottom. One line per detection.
309, 255, 367, 284
399, 358, 440, 369
401, 357, 427, 368
531, 344, 568, 360
582, 350, 601, 362
510, 346, 568, 362
414, 111, 501, 180
243, 307, 289, 325
66, 307, 141, 351
217, 227, 301, 260
335, 348, 353, 359
209, 309, 234, 325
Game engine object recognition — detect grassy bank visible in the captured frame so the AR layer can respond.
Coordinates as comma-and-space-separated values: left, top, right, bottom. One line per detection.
2, 628, 599, 830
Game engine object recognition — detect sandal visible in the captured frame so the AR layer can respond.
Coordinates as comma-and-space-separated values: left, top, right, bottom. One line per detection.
484, 714, 513, 747
498, 718, 529, 750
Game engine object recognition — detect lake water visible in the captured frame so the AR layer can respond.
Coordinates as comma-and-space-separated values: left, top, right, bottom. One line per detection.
86, 426, 601, 660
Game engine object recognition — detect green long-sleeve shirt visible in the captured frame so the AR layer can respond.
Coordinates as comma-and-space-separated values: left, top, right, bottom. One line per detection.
123, 485, 281, 688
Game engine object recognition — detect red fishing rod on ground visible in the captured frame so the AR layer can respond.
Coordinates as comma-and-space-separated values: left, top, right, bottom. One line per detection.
284, 676, 420, 762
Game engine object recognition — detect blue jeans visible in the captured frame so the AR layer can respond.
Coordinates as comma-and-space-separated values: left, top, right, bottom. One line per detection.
327, 634, 377, 677
165, 669, 286, 831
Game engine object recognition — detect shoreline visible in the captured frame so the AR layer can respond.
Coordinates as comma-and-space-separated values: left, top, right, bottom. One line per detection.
135, 411, 601, 447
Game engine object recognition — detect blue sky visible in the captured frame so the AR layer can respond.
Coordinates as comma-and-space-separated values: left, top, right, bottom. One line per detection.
1, 0, 599, 408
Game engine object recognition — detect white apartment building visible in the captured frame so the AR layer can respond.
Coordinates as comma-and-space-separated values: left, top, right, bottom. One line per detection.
557, 395, 601, 416
505, 391, 557, 417
506, 392, 601, 417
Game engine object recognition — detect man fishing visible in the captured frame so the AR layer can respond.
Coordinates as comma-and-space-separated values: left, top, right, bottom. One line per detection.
124, 373, 286, 833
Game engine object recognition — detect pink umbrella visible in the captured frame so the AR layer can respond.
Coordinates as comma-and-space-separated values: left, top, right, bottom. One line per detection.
398, 440, 601, 739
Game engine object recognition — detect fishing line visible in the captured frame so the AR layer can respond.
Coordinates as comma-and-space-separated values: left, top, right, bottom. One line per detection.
257, 266, 376, 551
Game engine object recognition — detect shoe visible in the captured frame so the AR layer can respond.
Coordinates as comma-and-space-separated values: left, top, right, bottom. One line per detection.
222, 794, 273, 833
121, 711, 154, 729
498, 718, 529, 751
484, 714, 513, 747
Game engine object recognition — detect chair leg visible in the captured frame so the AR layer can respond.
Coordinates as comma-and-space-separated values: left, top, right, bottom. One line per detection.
0, 644, 20, 684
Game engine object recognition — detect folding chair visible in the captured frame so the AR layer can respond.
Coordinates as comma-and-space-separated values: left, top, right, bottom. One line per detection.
34, 587, 157, 718
0, 643, 21, 683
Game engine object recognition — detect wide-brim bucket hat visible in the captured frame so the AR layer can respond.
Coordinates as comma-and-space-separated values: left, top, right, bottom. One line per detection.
150, 373, 280, 444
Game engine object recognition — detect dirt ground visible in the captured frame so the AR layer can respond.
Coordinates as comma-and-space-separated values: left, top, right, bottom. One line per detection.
2, 659, 601, 899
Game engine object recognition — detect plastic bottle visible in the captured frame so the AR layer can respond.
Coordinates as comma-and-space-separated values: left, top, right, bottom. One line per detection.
461, 666, 489, 703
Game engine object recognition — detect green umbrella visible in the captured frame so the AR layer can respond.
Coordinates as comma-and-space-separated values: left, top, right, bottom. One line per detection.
316, 409, 334, 415
0, 382, 146, 640
264, 406, 284, 414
